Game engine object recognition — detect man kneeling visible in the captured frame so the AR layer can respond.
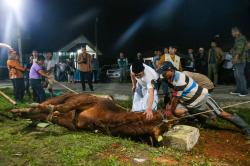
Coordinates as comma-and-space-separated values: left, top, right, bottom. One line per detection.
131, 61, 159, 120
157, 61, 250, 139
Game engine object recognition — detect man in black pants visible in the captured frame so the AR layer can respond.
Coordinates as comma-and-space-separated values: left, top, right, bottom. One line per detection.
246, 41, 250, 88
77, 47, 94, 91
7, 50, 26, 102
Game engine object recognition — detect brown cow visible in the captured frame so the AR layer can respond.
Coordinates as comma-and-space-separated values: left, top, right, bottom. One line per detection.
11, 93, 167, 143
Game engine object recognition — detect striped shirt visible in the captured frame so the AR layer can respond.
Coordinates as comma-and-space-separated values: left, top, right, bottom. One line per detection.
171, 71, 208, 107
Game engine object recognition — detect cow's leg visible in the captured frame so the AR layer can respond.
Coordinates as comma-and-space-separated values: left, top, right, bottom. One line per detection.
41, 93, 74, 105
30, 93, 75, 110
47, 99, 97, 114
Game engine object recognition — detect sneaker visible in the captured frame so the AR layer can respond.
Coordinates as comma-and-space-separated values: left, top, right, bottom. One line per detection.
239, 93, 247, 97
242, 128, 250, 140
230, 91, 240, 95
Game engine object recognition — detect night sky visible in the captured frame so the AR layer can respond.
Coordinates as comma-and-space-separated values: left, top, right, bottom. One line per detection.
0, 0, 250, 63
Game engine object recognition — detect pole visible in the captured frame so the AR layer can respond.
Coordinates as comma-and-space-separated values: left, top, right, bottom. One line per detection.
95, 17, 98, 58
0, 90, 17, 105
17, 26, 22, 64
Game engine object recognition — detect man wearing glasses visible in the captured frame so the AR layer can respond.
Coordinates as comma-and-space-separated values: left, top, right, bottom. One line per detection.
130, 61, 159, 120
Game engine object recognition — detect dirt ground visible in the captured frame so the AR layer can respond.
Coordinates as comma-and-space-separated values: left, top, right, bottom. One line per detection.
152, 129, 250, 165
99, 129, 250, 165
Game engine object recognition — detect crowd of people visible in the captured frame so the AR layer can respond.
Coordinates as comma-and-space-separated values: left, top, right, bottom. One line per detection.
128, 27, 250, 139
1, 46, 99, 103
0, 26, 250, 139
118, 27, 250, 95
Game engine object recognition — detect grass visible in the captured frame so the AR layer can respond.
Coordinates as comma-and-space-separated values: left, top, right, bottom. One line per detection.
0, 88, 250, 165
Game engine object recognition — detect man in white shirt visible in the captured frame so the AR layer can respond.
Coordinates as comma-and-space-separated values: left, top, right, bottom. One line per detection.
45, 52, 55, 96
130, 61, 159, 120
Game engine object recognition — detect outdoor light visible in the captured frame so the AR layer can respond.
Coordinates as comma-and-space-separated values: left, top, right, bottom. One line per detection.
4, 0, 22, 11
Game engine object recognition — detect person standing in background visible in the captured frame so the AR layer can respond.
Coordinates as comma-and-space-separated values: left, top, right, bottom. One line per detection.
195, 48, 207, 75
246, 41, 250, 88
208, 41, 224, 86
91, 54, 99, 83
7, 50, 26, 102
158, 46, 182, 106
45, 52, 55, 96
31, 50, 38, 64
185, 48, 195, 71
230, 27, 248, 96
77, 47, 94, 91
136, 52, 144, 63
117, 52, 128, 83
66, 59, 76, 84
152, 50, 161, 69
24, 56, 33, 96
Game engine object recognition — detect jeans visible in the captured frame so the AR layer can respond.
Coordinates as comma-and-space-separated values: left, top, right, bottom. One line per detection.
245, 62, 250, 88
30, 79, 46, 103
119, 68, 127, 82
208, 64, 218, 85
233, 63, 247, 94
11, 78, 25, 101
92, 70, 98, 82
80, 71, 93, 91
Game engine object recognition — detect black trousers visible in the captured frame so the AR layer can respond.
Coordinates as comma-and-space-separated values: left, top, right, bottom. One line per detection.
11, 78, 25, 102
92, 70, 98, 82
246, 62, 250, 88
80, 71, 93, 91
30, 79, 46, 103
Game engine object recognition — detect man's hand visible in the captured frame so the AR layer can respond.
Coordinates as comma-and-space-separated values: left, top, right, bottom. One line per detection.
132, 86, 136, 94
144, 108, 153, 120
165, 104, 173, 117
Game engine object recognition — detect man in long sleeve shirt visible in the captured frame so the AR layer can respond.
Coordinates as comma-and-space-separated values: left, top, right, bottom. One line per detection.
230, 27, 248, 96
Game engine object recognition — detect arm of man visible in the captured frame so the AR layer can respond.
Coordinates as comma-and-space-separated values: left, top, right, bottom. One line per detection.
38, 70, 52, 79
169, 95, 178, 112
144, 87, 154, 120
130, 73, 137, 93
11, 61, 26, 72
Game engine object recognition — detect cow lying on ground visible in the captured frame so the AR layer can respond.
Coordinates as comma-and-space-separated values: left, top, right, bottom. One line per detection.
11, 93, 168, 143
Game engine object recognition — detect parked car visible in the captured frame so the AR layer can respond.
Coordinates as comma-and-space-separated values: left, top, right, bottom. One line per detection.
106, 68, 121, 79
106, 64, 131, 80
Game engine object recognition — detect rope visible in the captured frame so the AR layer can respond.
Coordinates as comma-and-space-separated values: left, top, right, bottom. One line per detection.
163, 100, 250, 123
